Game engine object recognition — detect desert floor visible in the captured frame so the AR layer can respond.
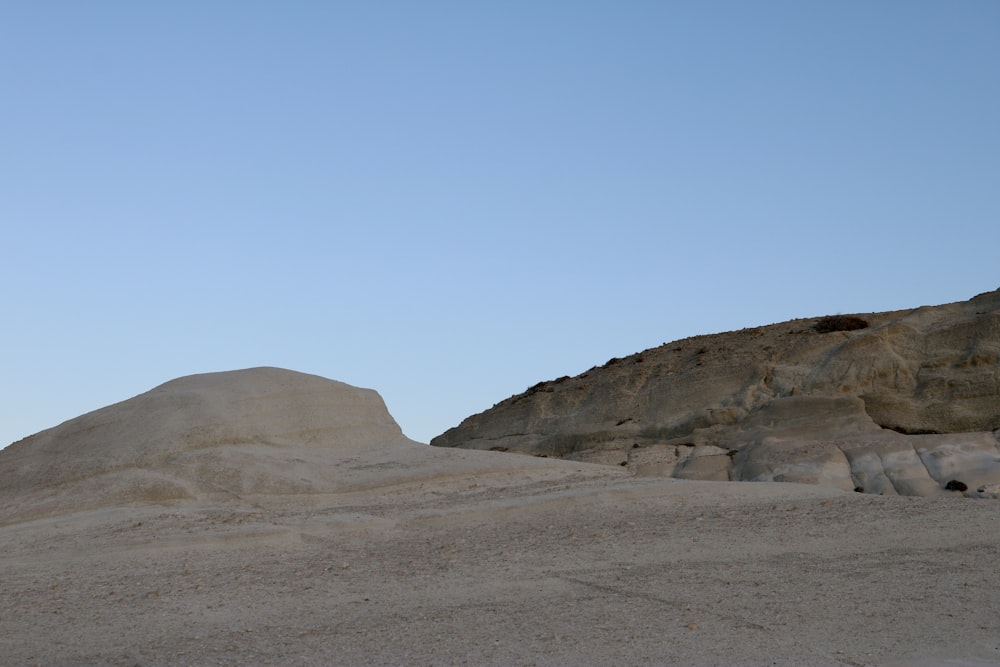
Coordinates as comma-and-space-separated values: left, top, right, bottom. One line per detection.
2, 474, 999, 667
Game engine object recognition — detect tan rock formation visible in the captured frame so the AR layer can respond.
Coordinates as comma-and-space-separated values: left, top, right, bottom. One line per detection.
0, 367, 621, 523
431, 289, 1000, 497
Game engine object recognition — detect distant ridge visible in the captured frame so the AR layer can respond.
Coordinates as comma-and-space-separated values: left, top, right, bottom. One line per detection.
432, 289, 1000, 497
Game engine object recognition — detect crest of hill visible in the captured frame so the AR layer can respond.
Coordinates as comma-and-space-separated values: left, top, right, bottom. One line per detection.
1, 367, 403, 493
0, 367, 622, 523
431, 289, 1000, 497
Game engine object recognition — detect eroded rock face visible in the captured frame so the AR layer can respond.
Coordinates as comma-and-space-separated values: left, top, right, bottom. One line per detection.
0, 368, 407, 515
432, 289, 1000, 496
0, 367, 624, 523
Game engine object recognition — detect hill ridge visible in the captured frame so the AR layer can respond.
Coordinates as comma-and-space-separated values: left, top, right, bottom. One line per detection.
432, 289, 1000, 497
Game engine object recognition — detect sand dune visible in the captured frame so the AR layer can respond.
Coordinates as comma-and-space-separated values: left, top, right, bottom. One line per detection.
1, 368, 998, 665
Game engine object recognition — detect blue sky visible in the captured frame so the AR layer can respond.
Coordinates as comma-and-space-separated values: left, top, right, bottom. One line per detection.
2, 1, 998, 447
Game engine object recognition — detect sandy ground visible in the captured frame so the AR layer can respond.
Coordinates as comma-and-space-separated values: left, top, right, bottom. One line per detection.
2, 475, 999, 667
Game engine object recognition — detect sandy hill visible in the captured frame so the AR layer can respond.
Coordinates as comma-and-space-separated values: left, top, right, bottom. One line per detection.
0, 367, 620, 523
432, 289, 1000, 497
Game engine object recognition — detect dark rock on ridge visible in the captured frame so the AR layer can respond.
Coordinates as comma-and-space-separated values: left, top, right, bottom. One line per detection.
432, 289, 1000, 497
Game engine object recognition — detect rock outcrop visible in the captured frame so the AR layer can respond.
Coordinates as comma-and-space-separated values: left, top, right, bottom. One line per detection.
0, 368, 621, 523
432, 289, 1000, 497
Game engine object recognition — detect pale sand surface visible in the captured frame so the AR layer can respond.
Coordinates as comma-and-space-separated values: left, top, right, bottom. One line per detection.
3, 369, 998, 666
3, 475, 999, 667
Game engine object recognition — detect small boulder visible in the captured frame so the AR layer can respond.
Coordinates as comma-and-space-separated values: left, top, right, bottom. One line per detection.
944, 479, 968, 492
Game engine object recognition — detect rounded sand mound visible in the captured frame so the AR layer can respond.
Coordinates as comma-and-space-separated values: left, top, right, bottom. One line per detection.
0, 368, 619, 523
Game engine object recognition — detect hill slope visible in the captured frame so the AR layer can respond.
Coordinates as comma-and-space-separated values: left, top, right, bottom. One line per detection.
432, 290, 1000, 497
0, 367, 621, 523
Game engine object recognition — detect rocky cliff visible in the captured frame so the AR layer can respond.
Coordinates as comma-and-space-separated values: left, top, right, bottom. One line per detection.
432, 289, 1000, 497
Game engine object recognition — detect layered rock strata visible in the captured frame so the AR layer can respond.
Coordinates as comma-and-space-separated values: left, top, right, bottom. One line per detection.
432, 289, 1000, 497
0, 368, 620, 522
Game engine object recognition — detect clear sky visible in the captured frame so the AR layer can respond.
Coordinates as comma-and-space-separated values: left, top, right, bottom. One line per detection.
2, 1, 998, 448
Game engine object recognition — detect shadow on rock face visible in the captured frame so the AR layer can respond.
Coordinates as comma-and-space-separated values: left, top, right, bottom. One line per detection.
431, 290, 1000, 498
